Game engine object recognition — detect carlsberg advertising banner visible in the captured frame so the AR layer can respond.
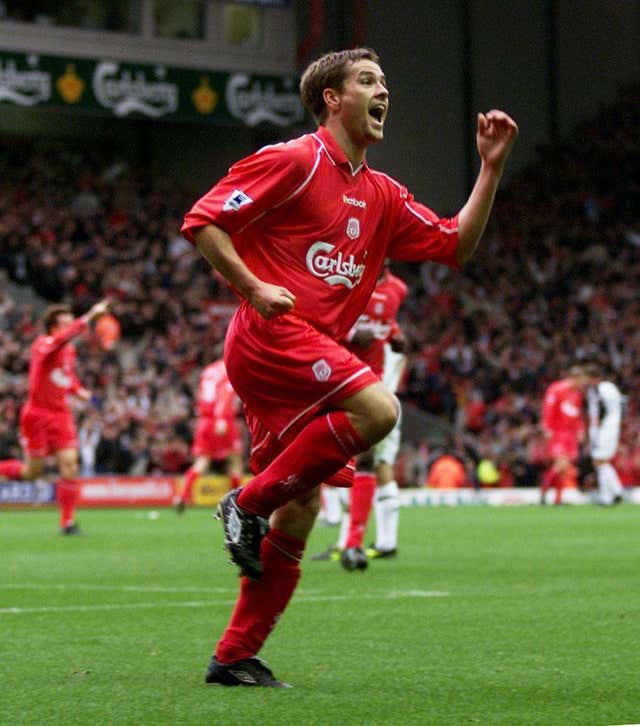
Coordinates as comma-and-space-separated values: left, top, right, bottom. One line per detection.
0, 50, 305, 127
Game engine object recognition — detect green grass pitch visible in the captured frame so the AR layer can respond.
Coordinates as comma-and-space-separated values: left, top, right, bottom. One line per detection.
2, 504, 639, 725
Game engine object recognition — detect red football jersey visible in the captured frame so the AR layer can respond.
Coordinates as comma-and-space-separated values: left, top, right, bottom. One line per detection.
196, 360, 237, 421
26, 318, 86, 412
542, 379, 584, 438
182, 125, 459, 341
346, 269, 407, 376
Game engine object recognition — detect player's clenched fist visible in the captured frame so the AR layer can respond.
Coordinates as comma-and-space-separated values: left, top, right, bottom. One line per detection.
476, 110, 519, 171
248, 282, 296, 319
83, 297, 111, 324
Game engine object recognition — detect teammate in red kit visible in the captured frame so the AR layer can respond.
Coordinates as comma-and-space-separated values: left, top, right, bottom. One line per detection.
174, 359, 243, 513
0, 299, 110, 533
540, 366, 590, 505
313, 266, 408, 570
345, 267, 407, 380
182, 47, 517, 687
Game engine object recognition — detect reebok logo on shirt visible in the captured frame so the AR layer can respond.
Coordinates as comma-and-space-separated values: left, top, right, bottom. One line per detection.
342, 194, 366, 208
223, 189, 253, 211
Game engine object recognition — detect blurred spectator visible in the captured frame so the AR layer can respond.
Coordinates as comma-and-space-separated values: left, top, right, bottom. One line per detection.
78, 410, 102, 476
95, 421, 133, 474
427, 454, 468, 489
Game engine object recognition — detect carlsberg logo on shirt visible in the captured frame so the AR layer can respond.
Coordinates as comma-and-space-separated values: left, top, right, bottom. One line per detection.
306, 242, 365, 289
353, 315, 392, 340
560, 400, 580, 417
50, 368, 72, 388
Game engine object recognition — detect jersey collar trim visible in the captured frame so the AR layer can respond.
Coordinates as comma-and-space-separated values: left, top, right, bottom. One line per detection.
314, 126, 368, 177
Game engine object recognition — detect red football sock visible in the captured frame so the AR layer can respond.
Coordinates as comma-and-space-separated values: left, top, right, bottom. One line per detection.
540, 468, 556, 494
0, 459, 23, 479
345, 472, 377, 549
229, 472, 241, 490
237, 411, 367, 517
326, 458, 356, 488
555, 466, 575, 505
180, 467, 199, 504
56, 479, 79, 528
215, 529, 305, 663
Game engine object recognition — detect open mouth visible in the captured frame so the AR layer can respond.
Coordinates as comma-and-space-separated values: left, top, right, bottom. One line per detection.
369, 105, 386, 123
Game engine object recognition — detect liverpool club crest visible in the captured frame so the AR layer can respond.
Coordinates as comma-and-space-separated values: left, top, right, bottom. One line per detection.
346, 217, 360, 240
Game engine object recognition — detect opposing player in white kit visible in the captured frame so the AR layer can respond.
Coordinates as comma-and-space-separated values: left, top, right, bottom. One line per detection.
366, 343, 406, 558
586, 366, 625, 506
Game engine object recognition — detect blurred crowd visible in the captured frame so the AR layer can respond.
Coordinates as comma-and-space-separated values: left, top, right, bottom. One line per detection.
395, 81, 640, 487
1, 82, 639, 487
0, 140, 237, 478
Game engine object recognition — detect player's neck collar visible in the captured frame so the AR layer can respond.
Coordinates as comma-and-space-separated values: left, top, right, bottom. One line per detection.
315, 125, 368, 175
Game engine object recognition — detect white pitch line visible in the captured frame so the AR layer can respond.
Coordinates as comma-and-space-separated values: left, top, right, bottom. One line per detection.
0, 583, 237, 594
0, 600, 226, 615
0, 590, 449, 616
0, 584, 446, 598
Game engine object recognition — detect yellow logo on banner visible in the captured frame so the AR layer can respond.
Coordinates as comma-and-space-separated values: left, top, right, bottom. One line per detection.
190, 475, 248, 507
57, 64, 85, 104
192, 76, 218, 115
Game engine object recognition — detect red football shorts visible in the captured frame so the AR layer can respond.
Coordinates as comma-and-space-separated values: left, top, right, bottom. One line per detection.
191, 415, 242, 460
547, 434, 579, 462
19, 404, 78, 457
225, 303, 378, 458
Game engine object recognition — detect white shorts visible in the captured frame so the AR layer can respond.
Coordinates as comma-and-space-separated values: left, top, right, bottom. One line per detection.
591, 429, 619, 460
373, 407, 402, 466
372, 346, 406, 467
382, 346, 406, 393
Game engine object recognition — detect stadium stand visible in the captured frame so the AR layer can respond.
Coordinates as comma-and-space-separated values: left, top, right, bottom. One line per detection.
1, 82, 639, 487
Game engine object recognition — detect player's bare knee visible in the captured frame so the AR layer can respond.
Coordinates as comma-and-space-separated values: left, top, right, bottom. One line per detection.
60, 462, 78, 479
346, 386, 399, 444
23, 460, 44, 479
370, 392, 399, 442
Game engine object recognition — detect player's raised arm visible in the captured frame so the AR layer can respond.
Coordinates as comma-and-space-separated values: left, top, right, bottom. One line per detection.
456, 110, 518, 264
82, 298, 111, 324
39, 299, 109, 357
193, 224, 295, 320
